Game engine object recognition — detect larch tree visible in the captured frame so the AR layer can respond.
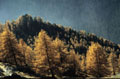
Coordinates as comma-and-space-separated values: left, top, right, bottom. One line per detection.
80, 55, 86, 73
19, 39, 33, 67
53, 38, 67, 63
53, 38, 83, 77
53, 38, 68, 63
108, 52, 118, 75
53, 37, 83, 77
25, 45, 34, 67
0, 27, 24, 66
0, 23, 3, 32
118, 55, 120, 73
65, 50, 81, 76
33, 30, 60, 78
86, 42, 111, 78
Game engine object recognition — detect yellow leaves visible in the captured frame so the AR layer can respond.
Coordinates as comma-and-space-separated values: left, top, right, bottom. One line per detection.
108, 52, 118, 75
53, 37, 64, 48
33, 29, 76, 77
86, 42, 111, 77
0, 27, 25, 66
86, 42, 105, 65
80, 55, 86, 71
53, 37, 69, 58
33, 30, 62, 74
18, 38, 34, 67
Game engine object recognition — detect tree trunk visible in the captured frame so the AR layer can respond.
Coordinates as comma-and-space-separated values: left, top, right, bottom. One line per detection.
113, 70, 116, 75
50, 69, 55, 79
13, 53, 18, 66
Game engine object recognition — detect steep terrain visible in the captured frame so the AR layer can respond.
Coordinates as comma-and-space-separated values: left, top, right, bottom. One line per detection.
0, 14, 119, 55
0, 14, 120, 78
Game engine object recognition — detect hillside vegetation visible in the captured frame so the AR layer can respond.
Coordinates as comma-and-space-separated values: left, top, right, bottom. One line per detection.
0, 14, 120, 78
0, 14, 119, 54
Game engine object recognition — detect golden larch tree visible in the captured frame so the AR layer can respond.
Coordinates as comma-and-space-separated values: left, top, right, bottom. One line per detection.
33, 30, 60, 78
53, 37, 70, 76
80, 55, 86, 73
65, 50, 81, 76
117, 55, 120, 73
19, 39, 33, 67
53, 38, 68, 64
108, 52, 118, 75
0, 27, 24, 66
86, 42, 111, 78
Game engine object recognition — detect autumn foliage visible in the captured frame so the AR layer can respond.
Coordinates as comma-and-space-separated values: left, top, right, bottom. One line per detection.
86, 42, 111, 77
0, 27, 25, 66
0, 15, 119, 78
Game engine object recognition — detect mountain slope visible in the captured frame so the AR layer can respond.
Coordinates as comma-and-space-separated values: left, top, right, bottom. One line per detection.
1, 14, 120, 55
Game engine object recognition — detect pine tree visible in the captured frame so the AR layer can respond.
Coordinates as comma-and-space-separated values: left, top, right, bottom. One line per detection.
33, 30, 60, 78
86, 42, 111, 78
0, 27, 24, 66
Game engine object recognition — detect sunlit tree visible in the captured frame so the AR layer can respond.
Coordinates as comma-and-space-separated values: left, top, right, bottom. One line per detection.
86, 42, 111, 78
117, 55, 120, 73
108, 52, 118, 75
19, 39, 33, 67
80, 55, 86, 73
33, 30, 60, 78
53, 38, 68, 76
0, 27, 24, 66
53, 38, 68, 64
65, 50, 81, 76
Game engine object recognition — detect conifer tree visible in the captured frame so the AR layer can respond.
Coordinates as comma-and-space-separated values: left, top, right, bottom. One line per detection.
53, 38, 68, 76
33, 30, 60, 78
65, 50, 81, 76
118, 55, 120, 73
53, 38, 68, 64
19, 39, 33, 67
0, 27, 24, 66
80, 55, 86, 73
86, 42, 111, 78
108, 52, 118, 75
0, 23, 3, 32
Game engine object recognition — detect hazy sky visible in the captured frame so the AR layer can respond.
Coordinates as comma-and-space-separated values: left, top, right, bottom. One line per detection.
0, 0, 120, 43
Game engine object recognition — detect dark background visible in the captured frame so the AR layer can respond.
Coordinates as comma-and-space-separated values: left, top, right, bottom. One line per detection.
0, 0, 120, 44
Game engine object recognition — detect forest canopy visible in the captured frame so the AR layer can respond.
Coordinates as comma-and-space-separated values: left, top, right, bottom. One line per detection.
0, 14, 120, 78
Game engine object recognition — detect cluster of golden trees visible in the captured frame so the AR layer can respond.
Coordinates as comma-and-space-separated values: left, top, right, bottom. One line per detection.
33, 30, 81, 78
0, 27, 120, 78
0, 27, 33, 66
